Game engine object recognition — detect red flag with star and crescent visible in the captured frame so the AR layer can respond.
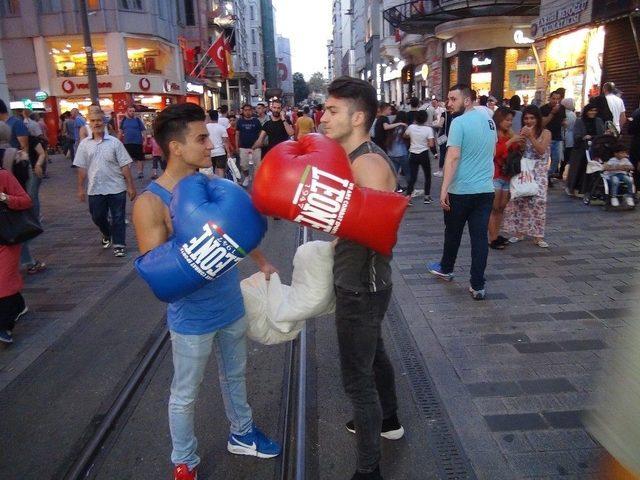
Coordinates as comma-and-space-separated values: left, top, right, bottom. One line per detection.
205, 34, 229, 78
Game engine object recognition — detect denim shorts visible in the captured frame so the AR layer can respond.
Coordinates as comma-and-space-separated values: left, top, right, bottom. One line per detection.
493, 178, 510, 191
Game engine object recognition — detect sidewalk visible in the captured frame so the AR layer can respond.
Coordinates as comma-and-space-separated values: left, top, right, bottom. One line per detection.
0, 155, 142, 391
391, 177, 640, 479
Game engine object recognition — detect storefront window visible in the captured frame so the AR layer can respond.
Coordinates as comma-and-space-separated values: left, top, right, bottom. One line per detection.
448, 56, 458, 88
471, 51, 492, 96
545, 27, 604, 110
49, 38, 109, 77
58, 96, 114, 116
127, 38, 173, 76
504, 48, 537, 105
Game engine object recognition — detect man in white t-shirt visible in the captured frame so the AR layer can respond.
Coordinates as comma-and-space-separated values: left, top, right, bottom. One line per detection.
217, 104, 230, 129
206, 109, 231, 177
403, 109, 435, 204
428, 97, 446, 132
603, 82, 626, 133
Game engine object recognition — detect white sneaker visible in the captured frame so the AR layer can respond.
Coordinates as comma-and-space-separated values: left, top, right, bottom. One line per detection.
611, 197, 620, 207
433, 170, 443, 177
626, 196, 635, 207
411, 189, 424, 198
242, 177, 250, 187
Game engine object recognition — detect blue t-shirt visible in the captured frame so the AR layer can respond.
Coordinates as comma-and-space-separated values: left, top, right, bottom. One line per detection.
7, 116, 28, 149
74, 116, 86, 141
446, 108, 497, 195
145, 181, 245, 335
236, 117, 262, 148
120, 116, 145, 145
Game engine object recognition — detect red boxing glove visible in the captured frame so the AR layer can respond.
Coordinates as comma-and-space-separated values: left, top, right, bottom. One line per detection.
252, 134, 409, 256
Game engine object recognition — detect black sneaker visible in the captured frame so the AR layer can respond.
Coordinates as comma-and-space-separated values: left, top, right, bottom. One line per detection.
496, 235, 510, 246
113, 247, 126, 257
14, 305, 28, 324
345, 414, 405, 440
423, 196, 433, 204
351, 467, 383, 480
101, 236, 112, 249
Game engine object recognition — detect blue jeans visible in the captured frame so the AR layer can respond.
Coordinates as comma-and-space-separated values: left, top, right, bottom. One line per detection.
440, 192, 494, 291
20, 169, 42, 267
388, 154, 410, 180
608, 173, 634, 196
169, 317, 253, 469
87, 191, 127, 247
548, 140, 563, 176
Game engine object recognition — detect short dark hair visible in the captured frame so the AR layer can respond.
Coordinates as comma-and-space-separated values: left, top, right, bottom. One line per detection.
327, 76, 378, 131
271, 98, 283, 106
219, 105, 228, 114
378, 102, 390, 111
303, 106, 310, 114
602, 82, 615, 94
509, 95, 522, 110
450, 84, 473, 100
0, 99, 7, 114
416, 110, 428, 125
208, 109, 219, 121
410, 97, 420, 108
242, 103, 252, 109
479, 95, 488, 106
153, 103, 206, 158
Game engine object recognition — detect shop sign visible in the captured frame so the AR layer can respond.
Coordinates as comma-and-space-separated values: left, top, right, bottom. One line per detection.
186, 82, 205, 94
61, 79, 113, 94
445, 41, 457, 54
163, 79, 181, 93
513, 30, 534, 44
472, 57, 492, 67
509, 69, 536, 90
532, 0, 589, 37
139, 78, 151, 91
34, 90, 49, 102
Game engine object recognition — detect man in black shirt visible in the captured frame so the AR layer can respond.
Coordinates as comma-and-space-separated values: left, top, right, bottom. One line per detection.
252, 99, 293, 155
540, 90, 566, 183
372, 102, 406, 151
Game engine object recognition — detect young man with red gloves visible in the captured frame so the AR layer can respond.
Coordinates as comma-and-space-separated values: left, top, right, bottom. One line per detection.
132, 103, 281, 480
320, 77, 405, 480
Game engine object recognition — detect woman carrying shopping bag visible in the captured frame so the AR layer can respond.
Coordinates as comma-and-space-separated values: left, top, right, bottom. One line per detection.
502, 105, 552, 248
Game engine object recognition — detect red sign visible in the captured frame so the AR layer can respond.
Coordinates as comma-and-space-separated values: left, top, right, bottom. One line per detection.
139, 78, 151, 91
163, 79, 180, 92
61, 79, 112, 94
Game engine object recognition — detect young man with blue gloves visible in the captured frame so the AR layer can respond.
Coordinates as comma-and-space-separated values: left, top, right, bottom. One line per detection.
428, 84, 497, 300
132, 103, 281, 480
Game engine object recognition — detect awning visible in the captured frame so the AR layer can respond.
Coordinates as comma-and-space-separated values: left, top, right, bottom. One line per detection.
384, 0, 539, 35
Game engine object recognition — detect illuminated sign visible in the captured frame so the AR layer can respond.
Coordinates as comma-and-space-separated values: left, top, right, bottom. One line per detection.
514, 30, 534, 44
446, 41, 457, 54
186, 82, 205, 94
472, 57, 492, 67
34, 91, 48, 101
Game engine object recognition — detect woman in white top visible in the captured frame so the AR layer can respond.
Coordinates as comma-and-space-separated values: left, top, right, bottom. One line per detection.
561, 97, 577, 180
403, 110, 435, 204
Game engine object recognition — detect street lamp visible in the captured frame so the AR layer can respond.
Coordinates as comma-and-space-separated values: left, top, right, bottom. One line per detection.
78, 0, 99, 105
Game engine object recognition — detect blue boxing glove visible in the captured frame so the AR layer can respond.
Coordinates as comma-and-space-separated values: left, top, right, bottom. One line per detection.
135, 174, 267, 303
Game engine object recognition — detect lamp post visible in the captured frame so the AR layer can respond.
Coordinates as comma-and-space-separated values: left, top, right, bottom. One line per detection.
79, 0, 99, 105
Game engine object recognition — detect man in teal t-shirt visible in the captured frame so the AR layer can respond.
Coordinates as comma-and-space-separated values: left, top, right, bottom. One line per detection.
428, 84, 496, 300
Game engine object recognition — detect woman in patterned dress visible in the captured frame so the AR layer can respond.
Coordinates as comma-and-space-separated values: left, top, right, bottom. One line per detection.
503, 105, 552, 248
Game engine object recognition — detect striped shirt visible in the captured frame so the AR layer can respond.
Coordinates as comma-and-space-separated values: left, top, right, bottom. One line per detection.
73, 133, 132, 195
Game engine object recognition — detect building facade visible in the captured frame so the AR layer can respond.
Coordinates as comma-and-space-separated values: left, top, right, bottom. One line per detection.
276, 34, 293, 104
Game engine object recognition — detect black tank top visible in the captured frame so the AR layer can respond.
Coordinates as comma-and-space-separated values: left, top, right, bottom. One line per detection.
333, 140, 396, 293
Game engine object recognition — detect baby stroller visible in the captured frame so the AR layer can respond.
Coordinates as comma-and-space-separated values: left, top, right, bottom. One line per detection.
583, 135, 635, 209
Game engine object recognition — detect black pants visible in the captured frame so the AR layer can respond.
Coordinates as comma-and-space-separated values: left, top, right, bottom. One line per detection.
440, 192, 494, 291
335, 286, 398, 473
406, 151, 431, 196
0, 292, 25, 331
439, 143, 447, 169
88, 192, 127, 247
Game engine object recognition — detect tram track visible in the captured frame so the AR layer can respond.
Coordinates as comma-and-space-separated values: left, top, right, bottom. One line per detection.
60, 226, 310, 480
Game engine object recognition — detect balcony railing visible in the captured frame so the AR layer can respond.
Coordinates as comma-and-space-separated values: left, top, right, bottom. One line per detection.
383, 0, 540, 34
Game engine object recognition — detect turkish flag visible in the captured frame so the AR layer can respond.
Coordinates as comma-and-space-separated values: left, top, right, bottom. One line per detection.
205, 35, 228, 78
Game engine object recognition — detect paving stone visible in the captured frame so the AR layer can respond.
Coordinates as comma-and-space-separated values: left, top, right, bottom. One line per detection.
518, 378, 577, 395
482, 333, 530, 344
533, 296, 572, 305
514, 342, 563, 354
484, 413, 549, 432
542, 410, 586, 429
494, 432, 533, 454
32, 303, 77, 312
507, 451, 579, 476
550, 310, 595, 320
472, 397, 508, 415
588, 308, 633, 319
467, 381, 522, 397
558, 340, 607, 351
525, 430, 597, 451
510, 313, 554, 323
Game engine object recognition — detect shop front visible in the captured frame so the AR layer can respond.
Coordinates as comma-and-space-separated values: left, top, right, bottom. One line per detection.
438, 17, 538, 102
33, 33, 185, 142
532, 0, 602, 110
381, 59, 404, 104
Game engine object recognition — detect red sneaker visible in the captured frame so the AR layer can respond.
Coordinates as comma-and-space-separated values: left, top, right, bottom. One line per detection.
174, 463, 197, 480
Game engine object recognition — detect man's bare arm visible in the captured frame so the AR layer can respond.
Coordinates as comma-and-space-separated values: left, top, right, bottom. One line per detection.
352, 153, 396, 192
132, 193, 170, 254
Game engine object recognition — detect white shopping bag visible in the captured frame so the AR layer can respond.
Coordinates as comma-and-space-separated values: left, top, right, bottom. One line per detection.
227, 157, 242, 181
244, 240, 335, 345
510, 157, 539, 198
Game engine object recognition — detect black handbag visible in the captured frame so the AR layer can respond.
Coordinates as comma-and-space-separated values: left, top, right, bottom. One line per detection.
0, 203, 43, 245
502, 150, 523, 178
